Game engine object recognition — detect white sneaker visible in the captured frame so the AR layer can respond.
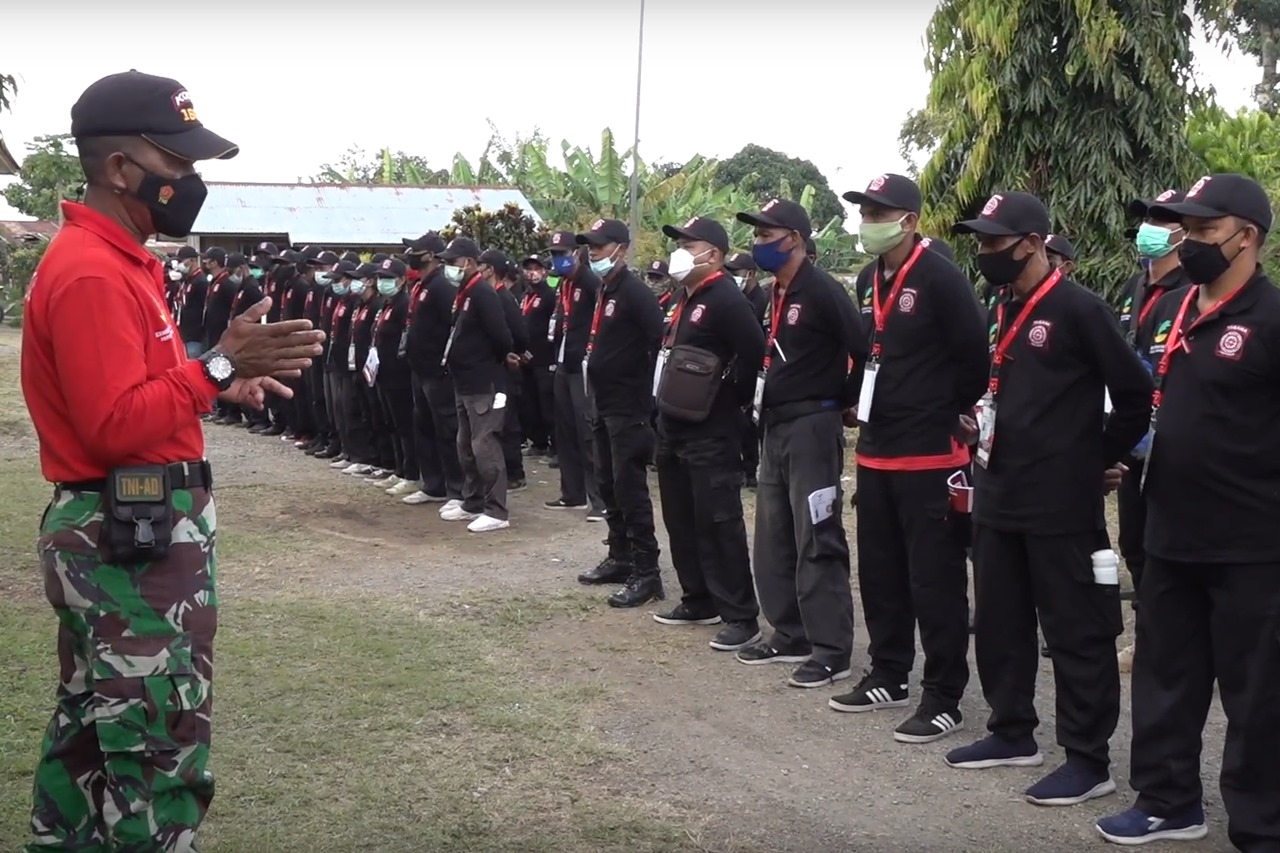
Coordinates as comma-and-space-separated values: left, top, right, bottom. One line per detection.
373, 468, 392, 479
329, 457, 350, 469
371, 475, 399, 487
404, 490, 447, 505
467, 514, 510, 533
441, 504, 479, 522
387, 480, 419, 497
438, 498, 463, 516
344, 464, 372, 476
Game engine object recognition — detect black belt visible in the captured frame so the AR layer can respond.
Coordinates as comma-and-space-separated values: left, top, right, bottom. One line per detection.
760, 399, 840, 427
57, 460, 213, 493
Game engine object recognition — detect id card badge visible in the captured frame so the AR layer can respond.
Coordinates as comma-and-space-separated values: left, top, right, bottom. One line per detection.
441, 327, 457, 367
652, 349, 669, 396
1138, 414, 1158, 493
347, 343, 356, 371
975, 392, 997, 469
857, 362, 880, 425
582, 356, 590, 395
398, 328, 409, 358
547, 315, 556, 342
557, 335, 567, 365
752, 372, 765, 424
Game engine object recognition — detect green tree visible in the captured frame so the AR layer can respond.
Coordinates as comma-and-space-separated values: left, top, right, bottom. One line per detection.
0, 239, 48, 326
1224, 0, 1280, 113
2, 134, 84, 221
909, 0, 1222, 298
0, 72, 15, 113
440, 202, 549, 261
313, 146, 449, 184
714, 144, 846, 225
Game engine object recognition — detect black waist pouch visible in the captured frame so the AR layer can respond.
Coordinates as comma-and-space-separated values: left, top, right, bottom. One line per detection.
656, 345, 725, 424
100, 465, 173, 565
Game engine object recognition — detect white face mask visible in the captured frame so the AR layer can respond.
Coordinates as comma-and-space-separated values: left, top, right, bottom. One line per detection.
733, 275, 746, 289
668, 248, 710, 283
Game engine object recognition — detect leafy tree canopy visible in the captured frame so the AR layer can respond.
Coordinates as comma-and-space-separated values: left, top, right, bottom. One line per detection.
2, 134, 84, 221
1224, 0, 1280, 112
714, 144, 845, 225
313, 146, 449, 184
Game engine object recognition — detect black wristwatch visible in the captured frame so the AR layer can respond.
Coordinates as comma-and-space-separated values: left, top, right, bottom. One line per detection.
199, 350, 237, 391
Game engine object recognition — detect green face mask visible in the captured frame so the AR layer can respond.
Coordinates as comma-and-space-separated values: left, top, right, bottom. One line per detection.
1135, 222, 1180, 259
249, 268, 265, 280
377, 278, 398, 296
859, 216, 908, 256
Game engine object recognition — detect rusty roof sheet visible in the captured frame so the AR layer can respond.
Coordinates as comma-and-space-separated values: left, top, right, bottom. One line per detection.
0, 134, 18, 176
191, 182, 540, 244
0, 219, 58, 243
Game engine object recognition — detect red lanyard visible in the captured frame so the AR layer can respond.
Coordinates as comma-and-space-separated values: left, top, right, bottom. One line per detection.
1136, 286, 1166, 329
870, 241, 927, 358
522, 293, 538, 315
989, 269, 1062, 394
662, 272, 723, 347
1152, 283, 1248, 408
586, 288, 609, 355
559, 278, 576, 333
763, 281, 790, 372
453, 273, 482, 317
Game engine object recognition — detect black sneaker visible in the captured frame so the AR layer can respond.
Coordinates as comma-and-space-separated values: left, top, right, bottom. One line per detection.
735, 642, 811, 666
652, 603, 721, 626
508, 478, 527, 492
578, 556, 632, 586
788, 660, 853, 689
607, 574, 664, 608
545, 498, 588, 510
709, 621, 761, 651
893, 705, 964, 744
828, 673, 910, 713
744, 475, 758, 489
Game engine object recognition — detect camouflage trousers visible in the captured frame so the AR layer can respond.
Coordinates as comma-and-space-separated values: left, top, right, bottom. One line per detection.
26, 486, 219, 853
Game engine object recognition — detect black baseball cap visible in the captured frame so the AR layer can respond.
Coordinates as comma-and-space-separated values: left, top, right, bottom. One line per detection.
253, 241, 279, 259
842, 173, 922, 214
646, 260, 669, 277
736, 198, 813, 239
368, 252, 388, 264
439, 237, 481, 262
70, 71, 238, 161
522, 254, 545, 269
278, 248, 303, 264
350, 263, 377, 279
662, 216, 730, 254
175, 245, 199, 260
226, 252, 247, 269
919, 236, 955, 262
1128, 189, 1186, 222
1046, 234, 1077, 261
403, 232, 447, 255
314, 250, 340, 266
339, 250, 361, 264
298, 245, 323, 264
479, 248, 510, 273
547, 231, 577, 254
724, 251, 757, 272
576, 218, 630, 247
953, 191, 1052, 237
374, 257, 408, 278
333, 260, 358, 279
199, 246, 225, 265
1149, 174, 1273, 232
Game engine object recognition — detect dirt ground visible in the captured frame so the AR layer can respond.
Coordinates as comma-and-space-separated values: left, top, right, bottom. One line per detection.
197, 418, 1233, 853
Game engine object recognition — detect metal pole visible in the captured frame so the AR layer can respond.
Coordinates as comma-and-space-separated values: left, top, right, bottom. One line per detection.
626, 0, 645, 263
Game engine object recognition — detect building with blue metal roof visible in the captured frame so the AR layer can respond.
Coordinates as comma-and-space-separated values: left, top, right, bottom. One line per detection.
188, 181, 540, 254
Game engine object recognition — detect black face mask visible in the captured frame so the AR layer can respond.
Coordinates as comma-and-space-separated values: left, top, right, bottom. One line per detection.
977, 238, 1031, 286
407, 255, 425, 271
1179, 229, 1244, 285
123, 156, 208, 238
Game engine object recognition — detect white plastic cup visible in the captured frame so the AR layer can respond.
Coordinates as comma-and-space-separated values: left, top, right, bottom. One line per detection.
1091, 549, 1120, 586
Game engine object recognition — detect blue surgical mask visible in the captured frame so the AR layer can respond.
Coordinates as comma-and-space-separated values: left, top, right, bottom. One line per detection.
350, 281, 366, 296
315, 271, 333, 286
377, 277, 398, 296
589, 256, 615, 277
752, 236, 793, 273
550, 253, 575, 276
332, 282, 349, 296
444, 265, 464, 284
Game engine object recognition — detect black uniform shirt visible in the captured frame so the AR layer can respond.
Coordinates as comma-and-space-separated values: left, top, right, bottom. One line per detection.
762, 260, 867, 408
327, 294, 357, 371
373, 288, 410, 381
658, 272, 766, 438
284, 275, 310, 321
263, 270, 287, 323
1143, 271, 1280, 563
177, 272, 209, 342
1117, 264, 1192, 344
854, 239, 989, 460
742, 281, 769, 322
521, 279, 557, 368
586, 265, 664, 417
496, 282, 530, 354
552, 266, 601, 374
230, 277, 262, 319
446, 274, 513, 395
405, 267, 455, 379
201, 271, 236, 347
974, 273, 1153, 534
351, 294, 385, 376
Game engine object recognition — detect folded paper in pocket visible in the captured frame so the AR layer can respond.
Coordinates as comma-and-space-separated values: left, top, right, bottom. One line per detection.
947, 470, 973, 514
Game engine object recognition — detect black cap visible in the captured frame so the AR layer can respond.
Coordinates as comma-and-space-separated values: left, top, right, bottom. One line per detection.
278, 248, 303, 265
1128, 189, 1186, 222
370, 252, 390, 264
70, 70, 238, 161
724, 251, 757, 272
253, 241, 279, 258
333, 260, 358, 279
547, 231, 577, 254
1149, 174, 1273, 232
350, 263, 377, 279
374, 257, 408, 278
298, 245, 323, 264
953, 191, 1052, 237
439, 237, 481, 262
919, 236, 955, 262
662, 216, 730, 254
576, 218, 630, 247
478, 248, 511, 274
736, 198, 813, 239
522, 254, 545, 269
314, 250, 340, 266
199, 246, 225, 266
804, 237, 817, 257
403, 232, 447, 255
226, 252, 247, 269
1046, 233, 1077, 261
646, 260, 669, 277
842, 173, 922, 214
339, 250, 361, 265
175, 245, 199, 260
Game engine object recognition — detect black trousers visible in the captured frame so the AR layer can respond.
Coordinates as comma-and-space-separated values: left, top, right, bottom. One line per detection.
456, 392, 508, 520
291, 373, 314, 436
1116, 456, 1146, 602
502, 385, 525, 481
268, 390, 289, 428
856, 465, 971, 708
520, 365, 556, 451
740, 407, 760, 478
323, 371, 343, 450
412, 372, 463, 500
340, 371, 376, 465
658, 427, 758, 623
553, 367, 602, 508
754, 410, 854, 668
1130, 557, 1280, 851
377, 373, 417, 481
972, 524, 1123, 772
308, 358, 330, 442
363, 382, 394, 470
594, 411, 659, 571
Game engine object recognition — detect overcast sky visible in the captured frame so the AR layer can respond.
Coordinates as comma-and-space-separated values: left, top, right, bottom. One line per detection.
0, 0, 1261, 223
